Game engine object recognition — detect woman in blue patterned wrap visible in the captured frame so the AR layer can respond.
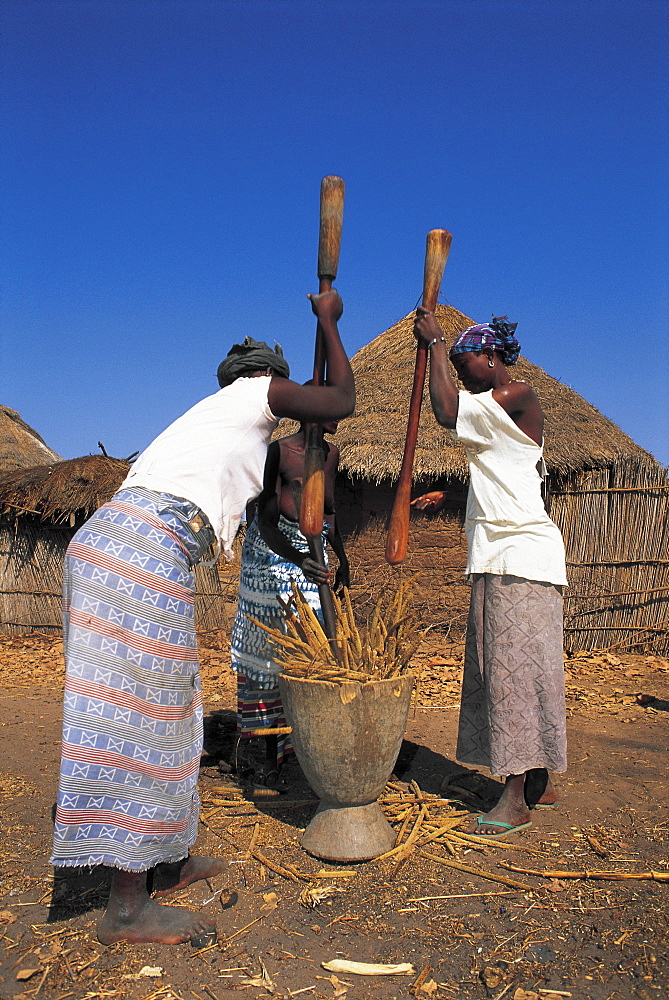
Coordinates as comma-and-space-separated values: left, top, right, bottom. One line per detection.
230, 417, 349, 790
50, 289, 354, 946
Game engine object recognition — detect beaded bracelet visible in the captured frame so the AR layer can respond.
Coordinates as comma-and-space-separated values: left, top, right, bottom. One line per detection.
428, 336, 446, 348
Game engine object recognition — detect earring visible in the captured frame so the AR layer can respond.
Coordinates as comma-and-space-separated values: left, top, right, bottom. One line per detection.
488, 359, 495, 368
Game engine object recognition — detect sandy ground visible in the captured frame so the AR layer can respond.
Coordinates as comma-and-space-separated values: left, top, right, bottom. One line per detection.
0, 633, 667, 1000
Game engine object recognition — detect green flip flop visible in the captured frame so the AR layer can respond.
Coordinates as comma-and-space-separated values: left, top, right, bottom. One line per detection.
471, 816, 533, 839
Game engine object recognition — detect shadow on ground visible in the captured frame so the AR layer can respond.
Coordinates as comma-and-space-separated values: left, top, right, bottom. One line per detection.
47, 866, 112, 923
393, 738, 503, 810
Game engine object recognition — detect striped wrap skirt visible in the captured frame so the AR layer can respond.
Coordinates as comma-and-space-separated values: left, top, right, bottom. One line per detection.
50, 486, 216, 872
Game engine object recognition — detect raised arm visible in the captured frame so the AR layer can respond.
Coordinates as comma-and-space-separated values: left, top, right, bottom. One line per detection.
321, 439, 349, 591
414, 307, 459, 428
268, 290, 355, 422
326, 517, 350, 593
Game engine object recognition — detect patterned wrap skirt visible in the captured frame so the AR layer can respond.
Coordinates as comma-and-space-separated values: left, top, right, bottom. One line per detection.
456, 573, 567, 777
231, 514, 326, 766
50, 487, 216, 872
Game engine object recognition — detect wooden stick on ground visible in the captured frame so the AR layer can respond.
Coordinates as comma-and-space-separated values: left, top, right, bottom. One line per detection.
499, 862, 669, 882
250, 850, 302, 882
420, 851, 536, 892
246, 822, 261, 860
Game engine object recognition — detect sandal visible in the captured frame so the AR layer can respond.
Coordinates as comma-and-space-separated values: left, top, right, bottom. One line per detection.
249, 768, 289, 797
470, 816, 532, 839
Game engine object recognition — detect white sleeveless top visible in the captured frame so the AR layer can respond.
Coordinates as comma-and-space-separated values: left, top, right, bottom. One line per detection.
452, 389, 567, 586
122, 376, 278, 560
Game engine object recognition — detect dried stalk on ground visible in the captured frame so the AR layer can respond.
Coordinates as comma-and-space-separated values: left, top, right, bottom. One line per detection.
499, 862, 669, 882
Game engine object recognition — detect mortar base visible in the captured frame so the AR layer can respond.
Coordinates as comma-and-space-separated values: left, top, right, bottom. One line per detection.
301, 801, 395, 862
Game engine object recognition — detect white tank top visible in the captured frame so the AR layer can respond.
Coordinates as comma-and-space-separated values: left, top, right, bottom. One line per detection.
122, 376, 278, 560
452, 389, 567, 585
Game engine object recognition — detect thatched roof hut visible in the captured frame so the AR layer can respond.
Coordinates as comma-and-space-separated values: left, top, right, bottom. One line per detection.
0, 405, 61, 472
279, 305, 669, 654
0, 455, 131, 527
0, 455, 226, 636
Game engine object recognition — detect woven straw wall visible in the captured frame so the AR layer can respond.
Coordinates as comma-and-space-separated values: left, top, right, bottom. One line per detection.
0, 519, 227, 636
548, 462, 669, 655
0, 523, 68, 633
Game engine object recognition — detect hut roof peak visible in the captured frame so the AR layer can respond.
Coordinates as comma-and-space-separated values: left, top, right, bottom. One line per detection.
0, 405, 62, 473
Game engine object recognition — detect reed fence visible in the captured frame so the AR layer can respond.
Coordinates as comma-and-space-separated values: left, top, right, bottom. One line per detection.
547, 457, 669, 654
0, 520, 228, 636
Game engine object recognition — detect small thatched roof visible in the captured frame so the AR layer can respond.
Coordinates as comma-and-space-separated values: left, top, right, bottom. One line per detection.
0, 455, 130, 525
284, 305, 659, 484
0, 406, 61, 472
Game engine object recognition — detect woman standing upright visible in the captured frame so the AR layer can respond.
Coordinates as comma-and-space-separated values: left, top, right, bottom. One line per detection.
412, 311, 567, 838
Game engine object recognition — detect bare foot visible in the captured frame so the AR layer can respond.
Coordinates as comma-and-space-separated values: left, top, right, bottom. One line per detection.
153, 855, 226, 899
98, 896, 215, 945
535, 782, 558, 806
97, 867, 216, 945
524, 768, 558, 808
464, 773, 532, 837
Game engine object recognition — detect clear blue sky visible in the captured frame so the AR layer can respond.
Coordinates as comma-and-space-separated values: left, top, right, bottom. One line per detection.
3, 0, 668, 465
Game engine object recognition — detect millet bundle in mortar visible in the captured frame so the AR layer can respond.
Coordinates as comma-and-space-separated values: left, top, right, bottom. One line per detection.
250, 578, 421, 684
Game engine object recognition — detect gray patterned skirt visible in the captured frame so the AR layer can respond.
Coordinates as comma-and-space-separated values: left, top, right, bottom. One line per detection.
456, 573, 567, 777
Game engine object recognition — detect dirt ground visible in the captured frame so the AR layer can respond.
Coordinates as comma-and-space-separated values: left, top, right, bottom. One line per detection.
0, 632, 667, 1000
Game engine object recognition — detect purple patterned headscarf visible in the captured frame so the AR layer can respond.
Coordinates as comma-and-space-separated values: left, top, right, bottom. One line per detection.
449, 316, 520, 366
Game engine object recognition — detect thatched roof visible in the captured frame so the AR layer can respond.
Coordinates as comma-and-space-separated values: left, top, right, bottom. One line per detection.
0, 406, 61, 472
0, 455, 130, 525
280, 305, 660, 484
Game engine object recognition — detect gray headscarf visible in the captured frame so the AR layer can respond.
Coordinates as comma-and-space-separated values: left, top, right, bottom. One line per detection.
217, 337, 290, 387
